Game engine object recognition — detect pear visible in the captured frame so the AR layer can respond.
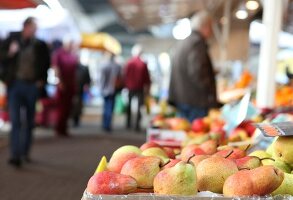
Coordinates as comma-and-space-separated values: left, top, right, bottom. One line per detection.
262, 159, 292, 173
274, 136, 293, 164
108, 145, 142, 173
249, 150, 271, 159
196, 156, 238, 193
199, 139, 218, 155
223, 166, 284, 197
140, 142, 161, 151
154, 161, 197, 195
266, 137, 278, 156
214, 148, 246, 159
87, 171, 137, 195
235, 156, 262, 170
121, 156, 161, 188
272, 172, 293, 195
189, 155, 210, 168
142, 147, 169, 163
180, 144, 206, 162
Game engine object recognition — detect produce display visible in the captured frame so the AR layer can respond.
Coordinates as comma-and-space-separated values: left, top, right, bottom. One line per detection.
84, 111, 293, 198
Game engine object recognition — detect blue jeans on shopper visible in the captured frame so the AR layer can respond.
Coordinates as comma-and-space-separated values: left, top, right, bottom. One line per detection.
8, 80, 38, 161
177, 104, 208, 122
102, 94, 116, 131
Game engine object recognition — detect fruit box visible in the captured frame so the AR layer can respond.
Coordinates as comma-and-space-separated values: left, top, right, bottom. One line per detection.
81, 191, 289, 200
146, 128, 186, 148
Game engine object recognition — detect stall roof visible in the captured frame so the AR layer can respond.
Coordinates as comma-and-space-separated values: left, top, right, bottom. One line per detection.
0, 0, 37, 9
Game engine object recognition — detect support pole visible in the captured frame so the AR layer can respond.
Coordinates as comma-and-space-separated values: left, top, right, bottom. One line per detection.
256, 0, 283, 108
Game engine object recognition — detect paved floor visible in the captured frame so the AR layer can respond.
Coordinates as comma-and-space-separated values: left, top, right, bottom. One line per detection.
0, 112, 146, 200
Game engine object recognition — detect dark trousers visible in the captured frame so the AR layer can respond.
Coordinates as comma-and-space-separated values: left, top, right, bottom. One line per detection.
126, 90, 144, 131
177, 104, 208, 122
102, 94, 115, 130
8, 80, 38, 160
55, 89, 74, 136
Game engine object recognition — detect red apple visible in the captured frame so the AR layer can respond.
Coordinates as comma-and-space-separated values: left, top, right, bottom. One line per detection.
191, 118, 209, 133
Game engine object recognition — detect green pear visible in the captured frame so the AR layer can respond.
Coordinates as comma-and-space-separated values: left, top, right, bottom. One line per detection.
265, 137, 278, 154
274, 136, 293, 164
142, 147, 169, 164
153, 161, 197, 195
249, 150, 271, 159
197, 156, 238, 193
272, 173, 293, 195
108, 145, 142, 173
262, 159, 292, 173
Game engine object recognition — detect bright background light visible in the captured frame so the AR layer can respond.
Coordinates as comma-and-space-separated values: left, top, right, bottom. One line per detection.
172, 18, 191, 40
235, 10, 248, 19
246, 0, 259, 11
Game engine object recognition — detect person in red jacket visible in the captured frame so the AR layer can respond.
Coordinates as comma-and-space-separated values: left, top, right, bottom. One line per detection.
124, 45, 151, 131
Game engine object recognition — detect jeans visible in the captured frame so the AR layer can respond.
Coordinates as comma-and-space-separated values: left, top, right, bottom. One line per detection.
8, 80, 38, 160
177, 104, 208, 122
126, 90, 144, 131
103, 94, 116, 130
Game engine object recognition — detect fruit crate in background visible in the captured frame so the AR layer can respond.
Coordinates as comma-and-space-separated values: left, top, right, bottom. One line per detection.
146, 128, 187, 148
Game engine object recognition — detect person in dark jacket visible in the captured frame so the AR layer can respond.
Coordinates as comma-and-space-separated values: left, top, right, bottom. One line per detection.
168, 11, 218, 122
0, 17, 50, 167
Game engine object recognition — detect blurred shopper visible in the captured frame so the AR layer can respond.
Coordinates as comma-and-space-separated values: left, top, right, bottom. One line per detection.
72, 63, 91, 127
100, 52, 122, 132
168, 11, 218, 122
52, 38, 78, 136
124, 45, 151, 131
0, 17, 50, 167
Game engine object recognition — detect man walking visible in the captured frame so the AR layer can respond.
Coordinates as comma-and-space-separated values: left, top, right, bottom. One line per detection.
0, 17, 50, 167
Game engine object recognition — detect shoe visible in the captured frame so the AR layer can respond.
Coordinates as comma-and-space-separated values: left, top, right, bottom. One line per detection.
8, 158, 22, 168
23, 156, 32, 163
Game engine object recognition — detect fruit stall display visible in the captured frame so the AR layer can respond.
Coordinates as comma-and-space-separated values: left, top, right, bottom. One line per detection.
82, 111, 293, 199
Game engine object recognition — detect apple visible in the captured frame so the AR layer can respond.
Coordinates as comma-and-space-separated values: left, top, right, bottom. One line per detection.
191, 118, 209, 133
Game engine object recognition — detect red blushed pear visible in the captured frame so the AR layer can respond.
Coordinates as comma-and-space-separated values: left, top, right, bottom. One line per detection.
214, 145, 250, 159
163, 147, 176, 159
223, 166, 284, 197
87, 171, 137, 195
120, 156, 162, 189
107, 145, 142, 173
140, 141, 161, 151
199, 139, 218, 155
180, 144, 206, 162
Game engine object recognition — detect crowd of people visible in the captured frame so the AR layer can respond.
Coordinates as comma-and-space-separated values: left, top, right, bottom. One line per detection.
0, 11, 221, 168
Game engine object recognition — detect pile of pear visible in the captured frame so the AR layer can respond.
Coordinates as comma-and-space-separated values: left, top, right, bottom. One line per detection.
86, 136, 293, 197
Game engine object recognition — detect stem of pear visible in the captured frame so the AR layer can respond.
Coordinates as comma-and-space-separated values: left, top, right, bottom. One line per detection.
187, 154, 196, 163
244, 144, 251, 152
160, 159, 170, 168
260, 157, 275, 162
224, 150, 234, 158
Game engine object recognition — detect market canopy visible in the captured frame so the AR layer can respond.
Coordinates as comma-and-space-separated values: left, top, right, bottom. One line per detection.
0, 0, 37, 9
80, 33, 122, 55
